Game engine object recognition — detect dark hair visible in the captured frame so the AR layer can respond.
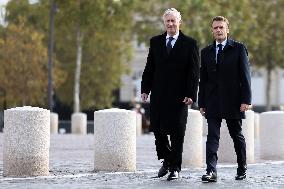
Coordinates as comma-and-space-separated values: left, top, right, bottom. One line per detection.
212, 16, 229, 28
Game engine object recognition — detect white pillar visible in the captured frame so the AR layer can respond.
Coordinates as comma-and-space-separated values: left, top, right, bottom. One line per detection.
254, 113, 260, 139
218, 111, 254, 163
50, 112, 58, 134
4, 106, 50, 177
182, 109, 203, 168
202, 116, 208, 136
136, 112, 142, 136
93, 108, 136, 171
71, 112, 87, 134
243, 110, 255, 163
260, 111, 284, 160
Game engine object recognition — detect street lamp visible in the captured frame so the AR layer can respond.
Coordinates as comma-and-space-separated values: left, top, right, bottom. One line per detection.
48, 0, 56, 111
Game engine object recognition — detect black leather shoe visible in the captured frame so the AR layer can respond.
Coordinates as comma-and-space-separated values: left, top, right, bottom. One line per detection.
235, 165, 247, 180
167, 171, 179, 181
158, 161, 169, 177
201, 171, 217, 182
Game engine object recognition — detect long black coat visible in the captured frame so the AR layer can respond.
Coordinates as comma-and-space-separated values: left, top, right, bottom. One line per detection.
198, 38, 251, 119
141, 31, 199, 135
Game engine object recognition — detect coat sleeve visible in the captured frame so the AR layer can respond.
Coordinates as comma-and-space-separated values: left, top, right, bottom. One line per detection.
186, 40, 200, 102
141, 38, 155, 95
239, 44, 252, 105
198, 49, 207, 108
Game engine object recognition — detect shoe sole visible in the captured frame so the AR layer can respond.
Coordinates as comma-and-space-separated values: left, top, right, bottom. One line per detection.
202, 178, 217, 182
158, 171, 168, 178
167, 177, 179, 181
235, 176, 246, 180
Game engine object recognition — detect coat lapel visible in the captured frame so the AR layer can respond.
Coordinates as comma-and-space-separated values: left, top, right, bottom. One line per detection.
222, 38, 234, 52
158, 32, 168, 58
170, 32, 184, 54
208, 42, 217, 65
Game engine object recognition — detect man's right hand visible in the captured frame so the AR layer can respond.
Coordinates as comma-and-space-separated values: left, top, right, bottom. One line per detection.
141, 93, 148, 102
199, 108, 205, 116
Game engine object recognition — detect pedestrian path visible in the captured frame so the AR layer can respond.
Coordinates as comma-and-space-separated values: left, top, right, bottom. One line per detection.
0, 134, 283, 188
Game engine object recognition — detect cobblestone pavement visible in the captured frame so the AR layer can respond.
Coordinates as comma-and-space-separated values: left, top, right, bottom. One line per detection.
0, 133, 284, 188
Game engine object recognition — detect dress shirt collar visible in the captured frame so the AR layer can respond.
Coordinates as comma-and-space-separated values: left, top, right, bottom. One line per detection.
216, 38, 227, 49
166, 31, 179, 40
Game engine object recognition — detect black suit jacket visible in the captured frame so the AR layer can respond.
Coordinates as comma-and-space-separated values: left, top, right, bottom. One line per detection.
198, 38, 251, 119
141, 31, 199, 135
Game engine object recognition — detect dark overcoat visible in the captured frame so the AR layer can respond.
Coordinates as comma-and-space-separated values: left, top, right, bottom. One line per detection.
198, 38, 251, 119
141, 31, 199, 135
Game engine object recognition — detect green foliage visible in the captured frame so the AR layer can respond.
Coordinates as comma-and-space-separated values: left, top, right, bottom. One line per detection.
53, 0, 136, 109
1, 0, 283, 110
0, 17, 48, 106
249, 0, 284, 69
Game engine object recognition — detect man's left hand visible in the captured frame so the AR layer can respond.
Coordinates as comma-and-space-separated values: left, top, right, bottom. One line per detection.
240, 104, 250, 112
183, 97, 193, 105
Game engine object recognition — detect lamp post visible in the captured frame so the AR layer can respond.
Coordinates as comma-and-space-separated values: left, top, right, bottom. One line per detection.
47, 0, 56, 111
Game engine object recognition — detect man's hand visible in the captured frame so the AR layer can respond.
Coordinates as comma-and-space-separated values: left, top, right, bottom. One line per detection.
183, 97, 193, 105
200, 108, 205, 116
240, 103, 250, 112
141, 93, 148, 102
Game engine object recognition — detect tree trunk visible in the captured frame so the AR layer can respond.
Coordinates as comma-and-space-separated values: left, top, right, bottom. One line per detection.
73, 29, 83, 113
265, 61, 273, 111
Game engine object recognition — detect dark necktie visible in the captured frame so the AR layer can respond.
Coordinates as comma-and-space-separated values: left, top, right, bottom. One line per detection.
217, 44, 223, 64
167, 37, 174, 54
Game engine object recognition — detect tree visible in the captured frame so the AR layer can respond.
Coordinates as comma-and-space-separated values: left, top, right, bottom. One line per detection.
2, 0, 66, 108
249, 0, 284, 110
54, 0, 136, 110
0, 17, 48, 106
3, 0, 134, 110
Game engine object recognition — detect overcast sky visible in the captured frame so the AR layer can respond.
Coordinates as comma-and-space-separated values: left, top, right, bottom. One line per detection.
0, 0, 8, 6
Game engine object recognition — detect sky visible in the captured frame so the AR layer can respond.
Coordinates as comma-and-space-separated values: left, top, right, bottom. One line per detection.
0, 0, 9, 25
0, 0, 9, 5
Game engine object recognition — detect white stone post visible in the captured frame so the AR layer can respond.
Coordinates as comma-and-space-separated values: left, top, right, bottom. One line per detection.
136, 112, 142, 136
93, 108, 136, 171
218, 111, 254, 163
260, 111, 284, 160
254, 113, 260, 139
71, 112, 87, 134
50, 112, 58, 134
182, 109, 203, 168
202, 116, 208, 136
3, 106, 50, 177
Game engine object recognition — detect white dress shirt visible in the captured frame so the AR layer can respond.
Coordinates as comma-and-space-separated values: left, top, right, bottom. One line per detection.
215, 39, 227, 63
166, 32, 179, 48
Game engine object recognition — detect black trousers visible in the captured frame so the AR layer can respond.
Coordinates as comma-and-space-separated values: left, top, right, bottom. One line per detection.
154, 131, 185, 172
206, 118, 246, 173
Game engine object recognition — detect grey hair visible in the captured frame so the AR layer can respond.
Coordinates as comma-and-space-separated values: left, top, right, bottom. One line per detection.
163, 8, 182, 22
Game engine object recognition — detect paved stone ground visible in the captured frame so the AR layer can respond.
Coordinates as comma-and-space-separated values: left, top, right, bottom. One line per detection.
0, 133, 284, 188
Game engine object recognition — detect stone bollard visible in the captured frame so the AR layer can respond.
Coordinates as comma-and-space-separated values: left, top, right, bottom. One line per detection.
71, 112, 87, 134
136, 112, 142, 136
182, 109, 203, 168
218, 110, 254, 163
254, 113, 260, 139
4, 106, 50, 177
93, 108, 136, 171
202, 116, 208, 136
50, 112, 58, 134
260, 111, 284, 160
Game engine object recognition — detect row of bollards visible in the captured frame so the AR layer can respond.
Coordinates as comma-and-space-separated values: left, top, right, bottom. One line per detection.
50, 112, 88, 134
50, 112, 143, 136
2, 106, 284, 177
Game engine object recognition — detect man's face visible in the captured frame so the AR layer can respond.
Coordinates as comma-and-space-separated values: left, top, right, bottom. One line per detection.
164, 13, 181, 36
212, 21, 229, 42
